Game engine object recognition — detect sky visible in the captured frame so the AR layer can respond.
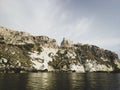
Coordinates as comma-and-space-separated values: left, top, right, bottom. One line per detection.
0, 0, 120, 57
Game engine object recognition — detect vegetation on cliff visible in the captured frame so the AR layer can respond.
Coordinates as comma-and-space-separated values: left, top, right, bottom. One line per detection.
0, 26, 120, 73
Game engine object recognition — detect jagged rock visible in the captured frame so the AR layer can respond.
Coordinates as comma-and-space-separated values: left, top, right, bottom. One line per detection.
61, 38, 73, 48
34, 36, 58, 48
0, 27, 34, 45
0, 26, 120, 73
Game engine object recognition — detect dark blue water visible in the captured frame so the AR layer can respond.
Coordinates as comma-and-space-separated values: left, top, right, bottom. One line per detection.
0, 72, 120, 90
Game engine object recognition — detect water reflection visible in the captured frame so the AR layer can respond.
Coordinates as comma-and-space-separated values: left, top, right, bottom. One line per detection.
0, 73, 120, 90
27, 72, 72, 90
27, 73, 54, 90
70, 73, 120, 90
26, 72, 120, 90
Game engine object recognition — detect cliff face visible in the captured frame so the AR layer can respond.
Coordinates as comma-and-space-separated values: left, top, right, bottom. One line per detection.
0, 26, 120, 73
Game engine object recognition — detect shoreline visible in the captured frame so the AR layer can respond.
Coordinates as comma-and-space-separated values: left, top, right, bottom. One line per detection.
0, 68, 120, 73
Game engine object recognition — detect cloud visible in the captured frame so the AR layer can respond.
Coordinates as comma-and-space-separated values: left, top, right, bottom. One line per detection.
0, 0, 94, 35
0, 0, 120, 57
6, 1, 93, 44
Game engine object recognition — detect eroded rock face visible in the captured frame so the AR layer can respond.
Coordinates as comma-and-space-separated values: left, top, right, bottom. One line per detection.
33, 36, 58, 48
0, 26, 120, 73
0, 27, 33, 45
61, 38, 73, 48
29, 47, 58, 71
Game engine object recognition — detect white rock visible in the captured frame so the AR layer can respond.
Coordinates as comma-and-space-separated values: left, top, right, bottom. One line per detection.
70, 63, 85, 72
29, 47, 58, 71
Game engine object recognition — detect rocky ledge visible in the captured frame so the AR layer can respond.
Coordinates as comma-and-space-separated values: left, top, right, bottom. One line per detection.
0, 26, 120, 73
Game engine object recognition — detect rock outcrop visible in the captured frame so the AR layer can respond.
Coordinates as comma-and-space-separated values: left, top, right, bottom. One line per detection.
0, 26, 120, 73
61, 38, 73, 48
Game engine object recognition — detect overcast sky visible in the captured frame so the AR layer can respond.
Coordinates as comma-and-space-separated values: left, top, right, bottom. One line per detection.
0, 0, 120, 57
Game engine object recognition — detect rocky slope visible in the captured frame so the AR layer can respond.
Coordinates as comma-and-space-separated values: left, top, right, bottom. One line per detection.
0, 26, 120, 73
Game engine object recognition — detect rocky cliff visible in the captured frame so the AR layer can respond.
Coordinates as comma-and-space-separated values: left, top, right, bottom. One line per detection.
0, 26, 120, 73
